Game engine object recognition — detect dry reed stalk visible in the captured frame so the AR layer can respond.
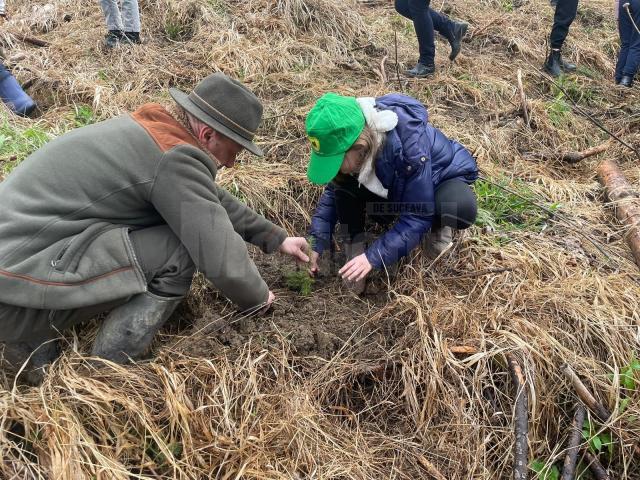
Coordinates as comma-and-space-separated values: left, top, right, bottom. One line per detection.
560, 404, 586, 480
507, 353, 529, 480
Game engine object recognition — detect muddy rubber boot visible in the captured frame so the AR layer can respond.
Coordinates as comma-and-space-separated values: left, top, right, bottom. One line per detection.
405, 63, 435, 78
342, 242, 367, 295
559, 54, 576, 73
91, 291, 182, 363
0, 71, 36, 117
124, 31, 141, 44
1, 339, 59, 386
543, 49, 562, 77
423, 226, 454, 259
448, 21, 468, 61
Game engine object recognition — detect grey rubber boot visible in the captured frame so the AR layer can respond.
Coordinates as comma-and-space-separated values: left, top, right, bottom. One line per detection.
423, 226, 454, 259
91, 291, 182, 363
342, 242, 367, 295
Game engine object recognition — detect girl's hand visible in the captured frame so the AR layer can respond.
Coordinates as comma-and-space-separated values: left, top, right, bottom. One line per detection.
309, 251, 320, 276
339, 253, 372, 282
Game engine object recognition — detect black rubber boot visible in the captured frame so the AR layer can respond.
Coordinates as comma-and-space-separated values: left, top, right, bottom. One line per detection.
124, 32, 141, 44
448, 21, 468, 61
1, 339, 59, 386
543, 49, 562, 77
619, 75, 634, 87
91, 291, 182, 364
560, 56, 577, 73
103, 30, 124, 49
405, 63, 436, 78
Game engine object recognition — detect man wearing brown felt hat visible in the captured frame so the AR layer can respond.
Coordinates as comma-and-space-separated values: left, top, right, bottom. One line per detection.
0, 72, 309, 384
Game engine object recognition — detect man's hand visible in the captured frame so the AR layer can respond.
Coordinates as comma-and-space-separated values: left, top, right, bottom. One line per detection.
258, 290, 275, 315
339, 253, 372, 282
279, 237, 310, 263
309, 251, 320, 276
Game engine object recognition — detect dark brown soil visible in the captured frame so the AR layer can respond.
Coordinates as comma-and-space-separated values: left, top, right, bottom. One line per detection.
166, 248, 403, 361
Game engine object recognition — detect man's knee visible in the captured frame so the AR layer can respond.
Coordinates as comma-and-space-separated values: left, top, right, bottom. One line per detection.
129, 225, 195, 297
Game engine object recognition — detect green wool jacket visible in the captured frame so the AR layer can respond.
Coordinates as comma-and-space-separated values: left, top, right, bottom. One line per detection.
0, 104, 286, 311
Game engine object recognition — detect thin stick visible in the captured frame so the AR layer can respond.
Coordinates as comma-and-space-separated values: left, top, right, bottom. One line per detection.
583, 450, 611, 480
526, 141, 611, 164
393, 28, 403, 93
561, 364, 611, 422
417, 455, 447, 480
517, 69, 530, 128
561, 404, 586, 480
507, 353, 529, 480
5, 31, 50, 47
379, 55, 388, 84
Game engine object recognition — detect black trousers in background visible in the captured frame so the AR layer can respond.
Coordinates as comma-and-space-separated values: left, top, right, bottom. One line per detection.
0, 225, 195, 344
333, 175, 478, 244
549, 0, 579, 50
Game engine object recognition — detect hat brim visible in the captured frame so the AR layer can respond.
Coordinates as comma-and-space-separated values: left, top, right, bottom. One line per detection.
307, 149, 345, 185
169, 87, 263, 157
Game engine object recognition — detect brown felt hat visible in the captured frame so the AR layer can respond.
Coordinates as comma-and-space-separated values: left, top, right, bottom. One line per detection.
169, 72, 264, 156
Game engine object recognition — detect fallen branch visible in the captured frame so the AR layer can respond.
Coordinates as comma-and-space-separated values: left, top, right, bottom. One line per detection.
522, 141, 611, 164
561, 404, 586, 480
583, 451, 611, 480
417, 455, 447, 480
507, 353, 529, 480
561, 364, 611, 422
378, 55, 388, 84
597, 159, 640, 269
4, 31, 50, 47
449, 345, 479, 355
517, 69, 530, 128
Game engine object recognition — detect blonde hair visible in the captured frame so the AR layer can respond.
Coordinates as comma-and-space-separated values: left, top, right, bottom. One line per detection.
347, 125, 380, 169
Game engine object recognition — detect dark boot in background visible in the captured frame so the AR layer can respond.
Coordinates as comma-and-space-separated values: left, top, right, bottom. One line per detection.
91, 291, 182, 364
405, 62, 436, 77
448, 21, 468, 61
124, 32, 141, 44
544, 49, 562, 77
1, 339, 60, 386
103, 30, 125, 49
423, 226, 454, 260
619, 75, 634, 87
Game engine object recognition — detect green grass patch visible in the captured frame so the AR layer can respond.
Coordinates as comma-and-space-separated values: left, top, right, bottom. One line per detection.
73, 104, 96, 127
0, 116, 52, 175
474, 178, 559, 232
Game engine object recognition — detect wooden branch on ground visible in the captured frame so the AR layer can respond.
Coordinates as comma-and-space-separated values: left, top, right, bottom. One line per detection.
4, 31, 49, 47
517, 69, 530, 128
417, 455, 447, 480
449, 345, 479, 355
561, 364, 611, 422
522, 141, 610, 164
583, 451, 611, 480
597, 158, 640, 268
561, 404, 586, 480
507, 353, 529, 480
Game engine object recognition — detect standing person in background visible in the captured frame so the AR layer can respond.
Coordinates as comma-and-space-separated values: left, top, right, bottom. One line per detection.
394, 0, 468, 77
100, 0, 142, 49
0, 2, 37, 116
543, 0, 579, 76
615, 0, 640, 87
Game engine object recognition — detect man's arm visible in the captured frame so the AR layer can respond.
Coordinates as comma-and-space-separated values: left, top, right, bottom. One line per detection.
212, 184, 287, 253
150, 146, 269, 310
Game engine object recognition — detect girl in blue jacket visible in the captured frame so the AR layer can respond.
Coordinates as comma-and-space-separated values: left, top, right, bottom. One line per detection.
306, 93, 478, 293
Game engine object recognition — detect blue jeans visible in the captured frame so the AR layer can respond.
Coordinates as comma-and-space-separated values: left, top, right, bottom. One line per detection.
616, 0, 640, 81
395, 0, 455, 66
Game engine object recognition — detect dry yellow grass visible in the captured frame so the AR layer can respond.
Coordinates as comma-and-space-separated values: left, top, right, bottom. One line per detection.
1, 0, 639, 478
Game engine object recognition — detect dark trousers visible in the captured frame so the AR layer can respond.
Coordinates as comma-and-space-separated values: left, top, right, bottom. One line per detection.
616, 0, 640, 81
333, 176, 477, 244
549, 0, 579, 49
394, 0, 455, 65
0, 225, 195, 345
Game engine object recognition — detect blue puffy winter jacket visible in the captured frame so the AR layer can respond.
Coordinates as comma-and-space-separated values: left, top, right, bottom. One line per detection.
309, 93, 478, 269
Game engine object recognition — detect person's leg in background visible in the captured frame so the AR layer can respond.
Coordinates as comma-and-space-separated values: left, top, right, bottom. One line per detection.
616, 0, 632, 84
429, 8, 469, 61
99, 0, 126, 48
619, 0, 640, 86
395, 0, 436, 77
120, 0, 142, 44
423, 179, 477, 258
544, 0, 579, 76
0, 61, 36, 116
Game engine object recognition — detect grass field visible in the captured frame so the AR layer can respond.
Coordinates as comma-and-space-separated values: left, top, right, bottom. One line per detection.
1, 0, 639, 478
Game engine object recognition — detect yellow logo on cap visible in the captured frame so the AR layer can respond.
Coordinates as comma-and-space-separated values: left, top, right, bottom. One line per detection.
308, 136, 320, 152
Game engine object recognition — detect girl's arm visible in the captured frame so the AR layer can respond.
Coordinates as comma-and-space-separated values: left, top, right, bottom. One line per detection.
309, 183, 338, 254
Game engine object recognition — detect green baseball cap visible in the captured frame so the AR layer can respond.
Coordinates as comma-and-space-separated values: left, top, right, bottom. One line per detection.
305, 93, 365, 185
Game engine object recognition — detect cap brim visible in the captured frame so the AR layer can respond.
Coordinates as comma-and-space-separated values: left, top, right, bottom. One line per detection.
307, 150, 344, 185
169, 87, 263, 157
